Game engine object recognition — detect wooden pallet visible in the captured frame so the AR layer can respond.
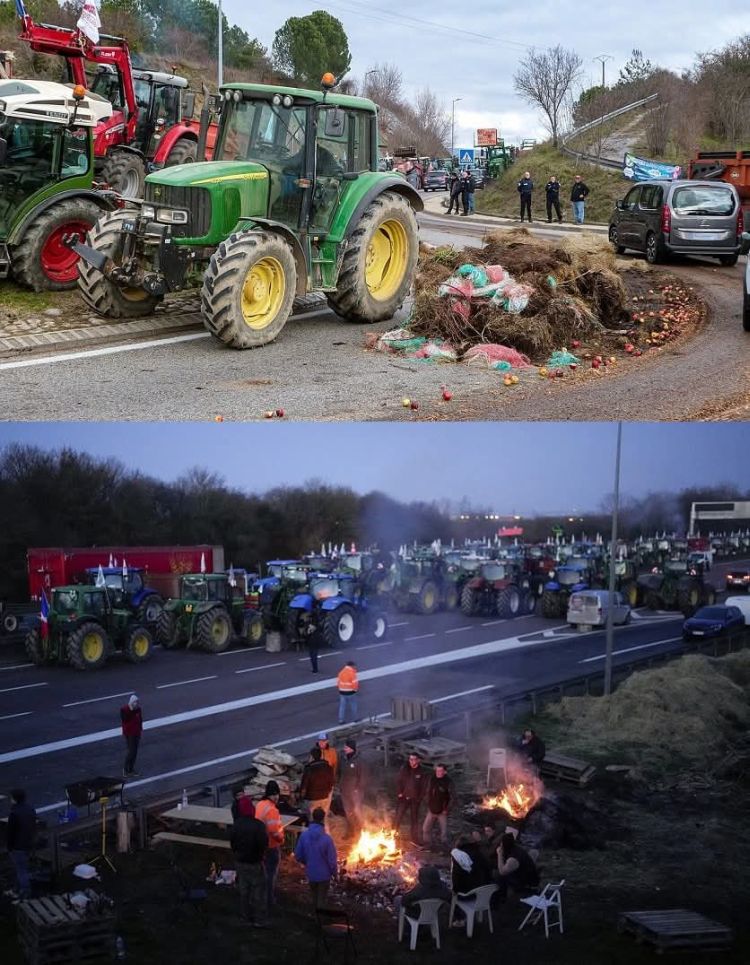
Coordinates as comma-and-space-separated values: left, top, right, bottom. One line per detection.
618, 909, 733, 953
391, 696, 433, 722
16, 894, 115, 965
540, 751, 596, 787
397, 736, 467, 767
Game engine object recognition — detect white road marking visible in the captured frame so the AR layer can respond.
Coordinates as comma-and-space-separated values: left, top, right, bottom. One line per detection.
0, 631, 562, 764
0, 332, 209, 370
235, 662, 286, 675
482, 620, 507, 627
155, 675, 218, 690
579, 637, 683, 663
217, 646, 265, 655
389, 622, 409, 628
0, 711, 33, 721
445, 626, 473, 634
430, 685, 494, 705
0, 681, 48, 694
297, 650, 341, 662
518, 626, 567, 639
405, 633, 436, 642
63, 691, 134, 708
356, 641, 393, 651
0, 663, 34, 672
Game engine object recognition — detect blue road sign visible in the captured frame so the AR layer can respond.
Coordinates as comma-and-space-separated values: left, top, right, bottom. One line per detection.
458, 149, 475, 166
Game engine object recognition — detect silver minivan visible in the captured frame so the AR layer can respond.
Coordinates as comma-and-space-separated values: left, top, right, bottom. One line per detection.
609, 179, 743, 265
724, 596, 750, 625
567, 589, 631, 629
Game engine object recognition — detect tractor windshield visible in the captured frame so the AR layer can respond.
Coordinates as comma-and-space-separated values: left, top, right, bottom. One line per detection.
0, 117, 89, 237
481, 563, 510, 581
310, 578, 344, 601
182, 579, 209, 602
53, 589, 79, 614
557, 569, 586, 586
665, 560, 688, 574
282, 566, 310, 584
102, 572, 144, 592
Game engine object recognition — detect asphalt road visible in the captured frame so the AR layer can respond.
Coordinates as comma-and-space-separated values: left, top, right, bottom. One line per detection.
0, 211, 745, 421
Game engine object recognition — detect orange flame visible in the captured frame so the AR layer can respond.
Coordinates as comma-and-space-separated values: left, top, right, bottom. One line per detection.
346, 828, 420, 884
483, 781, 542, 819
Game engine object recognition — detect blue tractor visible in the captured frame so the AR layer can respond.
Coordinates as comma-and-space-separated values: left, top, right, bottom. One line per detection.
246, 561, 312, 644
540, 559, 598, 619
287, 572, 388, 648
83, 566, 163, 626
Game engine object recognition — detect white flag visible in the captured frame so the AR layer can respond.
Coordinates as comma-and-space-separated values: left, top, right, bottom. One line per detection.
77, 0, 101, 44
96, 564, 106, 588
228, 564, 236, 587
122, 558, 128, 579
321, 543, 326, 557
108, 553, 113, 567
200, 553, 206, 574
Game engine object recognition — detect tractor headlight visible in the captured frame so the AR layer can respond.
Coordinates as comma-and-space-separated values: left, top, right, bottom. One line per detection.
233, 91, 241, 103
282, 95, 293, 108
272, 93, 282, 106
224, 90, 232, 102
141, 204, 156, 221
156, 208, 189, 225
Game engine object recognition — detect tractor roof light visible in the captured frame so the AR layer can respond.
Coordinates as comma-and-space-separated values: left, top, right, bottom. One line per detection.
224, 90, 233, 102
272, 93, 282, 106
72, 84, 86, 101
233, 91, 241, 103
321, 72, 336, 90
282, 94, 293, 108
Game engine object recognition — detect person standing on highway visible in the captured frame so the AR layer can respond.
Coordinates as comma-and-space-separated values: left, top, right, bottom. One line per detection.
120, 694, 142, 778
301, 613, 324, 674
447, 171, 463, 215
422, 763, 453, 849
571, 174, 590, 224
545, 175, 563, 223
317, 733, 338, 774
255, 781, 285, 912
299, 747, 335, 826
294, 807, 338, 908
7, 789, 36, 900
461, 169, 476, 215
394, 752, 427, 846
229, 796, 268, 926
336, 661, 359, 724
517, 171, 533, 222
339, 738, 366, 837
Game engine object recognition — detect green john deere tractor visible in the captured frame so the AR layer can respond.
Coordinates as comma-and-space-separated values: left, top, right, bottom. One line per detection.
74, 78, 423, 348
156, 573, 262, 653
24, 585, 153, 671
391, 554, 458, 615
637, 559, 716, 616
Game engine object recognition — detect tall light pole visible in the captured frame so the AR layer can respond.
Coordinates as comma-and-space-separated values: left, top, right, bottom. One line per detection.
451, 97, 462, 162
217, 0, 224, 88
593, 54, 613, 158
604, 421, 623, 696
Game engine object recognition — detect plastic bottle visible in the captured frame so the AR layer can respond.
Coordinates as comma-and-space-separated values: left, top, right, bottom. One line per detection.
115, 935, 126, 960
181, 788, 188, 808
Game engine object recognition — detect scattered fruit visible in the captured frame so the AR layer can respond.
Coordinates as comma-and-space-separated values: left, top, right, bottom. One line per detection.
275, 408, 285, 418
264, 410, 274, 419
402, 397, 411, 407
214, 415, 224, 423
410, 400, 420, 410
538, 367, 548, 377
442, 389, 453, 401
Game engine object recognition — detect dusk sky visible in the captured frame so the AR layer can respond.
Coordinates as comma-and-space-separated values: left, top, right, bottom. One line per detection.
0, 423, 747, 515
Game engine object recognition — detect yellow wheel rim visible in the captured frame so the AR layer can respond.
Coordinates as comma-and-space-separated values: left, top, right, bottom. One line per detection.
213, 619, 228, 643
249, 619, 262, 642
365, 219, 408, 301
122, 288, 150, 303
241, 256, 286, 330
82, 632, 104, 663
133, 633, 149, 657
423, 588, 435, 610
628, 586, 637, 606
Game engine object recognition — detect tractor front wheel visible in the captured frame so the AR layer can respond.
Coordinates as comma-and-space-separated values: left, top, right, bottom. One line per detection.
25, 628, 45, 665
137, 595, 164, 625
522, 591, 537, 616
123, 625, 153, 663
156, 610, 181, 648
165, 137, 197, 167
370, 611, 388, 640
78, 211, 162, 318
201, 231, 297, 348
541, 590, 562, 619
100, 150, 145, 199
326, 192, 418, 324
67, 622, 110, 670
443, 585, 459, 611
460, 585, 480, 616
324, 605, 356, 647
196, 608, 233, 653
12, 199, 102, 292
245, 612, 266, 647
416, 581, 439, 615
497, 587, 522, 618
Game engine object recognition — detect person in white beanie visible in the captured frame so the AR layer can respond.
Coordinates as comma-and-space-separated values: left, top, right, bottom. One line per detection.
120, 694, 143, 778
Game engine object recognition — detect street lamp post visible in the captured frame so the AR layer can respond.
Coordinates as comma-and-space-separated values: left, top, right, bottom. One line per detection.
451, 97, 462, 161
604, 421, 623, 696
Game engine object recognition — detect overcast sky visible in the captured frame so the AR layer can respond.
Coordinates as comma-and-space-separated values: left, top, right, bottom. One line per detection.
1, 423, 747, 515
219, 0, 745, 145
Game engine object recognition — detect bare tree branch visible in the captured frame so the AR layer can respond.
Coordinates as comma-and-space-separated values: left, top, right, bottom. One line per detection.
514, 45, 583, 146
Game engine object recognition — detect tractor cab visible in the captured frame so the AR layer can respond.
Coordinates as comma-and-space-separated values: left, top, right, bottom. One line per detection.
309, 574, 357, 603
52, 585, 112, 619
83, 566, 149, 607
179, 573, 233, 604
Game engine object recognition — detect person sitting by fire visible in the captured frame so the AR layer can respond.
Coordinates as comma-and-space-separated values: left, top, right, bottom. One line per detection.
450, 834, 493, 928
518, 728, 546, 771
494, 830, 540, 899
397, 863, 451, 917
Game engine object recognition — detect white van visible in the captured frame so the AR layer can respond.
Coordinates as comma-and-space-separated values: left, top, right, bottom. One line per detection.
724, 596, 750, 625
567, 590, 631, 629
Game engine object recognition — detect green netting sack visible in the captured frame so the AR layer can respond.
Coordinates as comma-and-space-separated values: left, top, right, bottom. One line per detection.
457, 264, 489, 287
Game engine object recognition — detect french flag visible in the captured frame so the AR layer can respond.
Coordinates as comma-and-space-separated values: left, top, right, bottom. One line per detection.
40, 589, 50, 640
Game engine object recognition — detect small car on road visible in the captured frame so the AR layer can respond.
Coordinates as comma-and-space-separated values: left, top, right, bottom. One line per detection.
724, 596, 750, 625
725, 569, 750, 592
424, 169, 448, 191
609, 179, 743, 266
567, 590, 631, 629
682, 604, 745, 641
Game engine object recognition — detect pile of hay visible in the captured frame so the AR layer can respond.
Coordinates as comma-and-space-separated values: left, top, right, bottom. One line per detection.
542, 652, 750, 778
412, 229, 630, 358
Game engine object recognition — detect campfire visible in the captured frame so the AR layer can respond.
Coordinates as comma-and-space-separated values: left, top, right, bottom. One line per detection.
336, 827, 422, 909
347, 828, 402, 867
482, 779, 543, 820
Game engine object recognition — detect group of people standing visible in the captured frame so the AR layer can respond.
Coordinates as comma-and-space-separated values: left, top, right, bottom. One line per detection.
517, 171, 590, 224
447, 169, 477, 216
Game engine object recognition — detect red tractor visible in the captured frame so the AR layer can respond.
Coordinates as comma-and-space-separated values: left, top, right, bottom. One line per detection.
19, 14, 217, 197
460, 561, 536, 619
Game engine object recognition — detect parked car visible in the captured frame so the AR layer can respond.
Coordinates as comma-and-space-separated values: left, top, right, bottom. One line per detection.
742, 230, 750, 332
724, 596, 750, 624
725, 569, 750, 592
469, 167, 485, 190
682, 604, 745, 640
566, 590, 631, 628
609, 179, 743, 266
424, 169, 448, 191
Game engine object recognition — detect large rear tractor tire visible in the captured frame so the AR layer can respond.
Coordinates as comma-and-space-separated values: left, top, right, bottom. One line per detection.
416, 580, 439, 615
703, 588, 717, 606
156, 610, 181, 649
678, 585, 701, 616
326, 192, 418, 324
11, 199, 102, 292
324, 605, 356, 647
165, 137, 197, 167
245, 612, 266, 647
100, 149, 145, 199
123, 625, 153, 664
497, 586, 522, 618
622, 581, 639, 608
541, 590, 562, 619
196, 607, 233, 653
3, 612, 19, 633
78, 211, 162, 318
25, 628, 45, 665
460, 584, 480, 616
201, 231, 297, 348
67, 621, 110, 671
137, 595, 164, 625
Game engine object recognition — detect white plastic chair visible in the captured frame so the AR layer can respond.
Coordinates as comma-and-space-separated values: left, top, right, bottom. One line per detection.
398, 898, 446, 950
518, 879, 565, 937
487, 747, 508, 788
449, 884, 499, 937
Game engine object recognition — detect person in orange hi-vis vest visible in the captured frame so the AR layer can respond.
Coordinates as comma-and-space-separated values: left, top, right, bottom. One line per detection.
336, 661, 359, 724
255, 780, 284, 912
316, 732, 338, 774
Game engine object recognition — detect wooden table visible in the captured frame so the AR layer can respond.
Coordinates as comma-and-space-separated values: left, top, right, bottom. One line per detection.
160, 805, 301, 829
